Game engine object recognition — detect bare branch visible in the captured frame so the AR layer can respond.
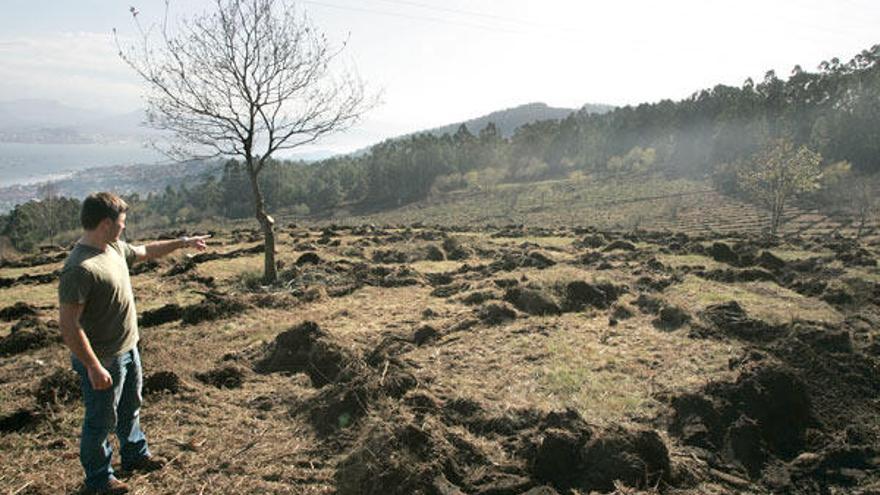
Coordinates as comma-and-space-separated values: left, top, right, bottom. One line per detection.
117, 0, 376, 283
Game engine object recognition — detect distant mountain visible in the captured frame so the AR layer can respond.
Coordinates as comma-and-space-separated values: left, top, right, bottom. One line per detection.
0, 99, 108, 130
417, 102, 614, 138
0, 100, 157, 143
343, 102, 614, 157
80, 109, 153, 136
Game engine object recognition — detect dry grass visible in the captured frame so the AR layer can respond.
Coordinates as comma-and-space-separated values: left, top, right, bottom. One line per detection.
538, 312, 737, 424
486, 235, 574, 249
769, 248, 833, 261
0, 224, 868, 494
0, 282, 57, 309
665, 274, 843, 325
656, 253, 724, 270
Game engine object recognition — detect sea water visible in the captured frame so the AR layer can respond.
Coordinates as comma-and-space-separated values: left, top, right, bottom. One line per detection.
0, 142, 165, 187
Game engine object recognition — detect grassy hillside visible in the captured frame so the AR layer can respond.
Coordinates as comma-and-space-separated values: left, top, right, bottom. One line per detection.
336, 175, 880, 241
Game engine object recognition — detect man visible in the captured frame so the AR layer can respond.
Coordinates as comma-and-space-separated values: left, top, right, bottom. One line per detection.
58, 192, 208, 494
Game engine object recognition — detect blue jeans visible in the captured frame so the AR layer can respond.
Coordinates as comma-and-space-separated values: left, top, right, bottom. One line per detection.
72, 347, 150, 489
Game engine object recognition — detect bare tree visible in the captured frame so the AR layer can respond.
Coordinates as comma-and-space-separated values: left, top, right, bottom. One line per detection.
847, 175, 879, 238
118, 0, 374, 283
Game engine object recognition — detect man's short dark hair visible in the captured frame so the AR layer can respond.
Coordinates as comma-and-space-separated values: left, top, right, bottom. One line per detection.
81, 192, 128, 230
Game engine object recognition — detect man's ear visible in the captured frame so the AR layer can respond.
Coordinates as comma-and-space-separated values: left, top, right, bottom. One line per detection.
98, 217, 113, 232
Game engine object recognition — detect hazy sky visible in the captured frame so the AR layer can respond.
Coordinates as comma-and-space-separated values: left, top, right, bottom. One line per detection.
1, 0, 878, 152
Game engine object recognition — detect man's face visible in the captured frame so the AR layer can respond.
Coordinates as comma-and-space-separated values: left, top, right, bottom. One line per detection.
105, 213, 126, 243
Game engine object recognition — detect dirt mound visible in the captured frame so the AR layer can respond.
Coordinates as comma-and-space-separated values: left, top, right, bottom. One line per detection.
504, 287, 561, 316
255, 321, 357, 387
611, 303, 635, 321
578, 233, 607, 249
195, 364, 246, 389
488, 250, 557, 272
295, 252, 322, 266
442, 237, 472, 260
412, 325, 439, 346
634, 294, 663, 315
143, 371, 182, 395
0, 302, 40, 321
671, 365, 815, 477
602, 240, 637, 252
0, 409, 40, 433
430, 281, 470, 298
672, 312, 880, 491
0, 317, 59, 357
699, 267, 778, 284
286, 334, 418, 437
522, 251, 556, 269
424, 245, 446, 261
771, 324, 880, 440
0, 251, 65, 269
757, 251, 787, 271
352, 264, 425, 288
371, 249, 410, 264
165, 258, 197, 276
336, 396, 671, 495
459, 290, 498, 306
476, 302, 518, 325
303, 369, 418, 435
534, 424, 671, 492
700, 301, 786, 341
35, 369, 81, 407
335, 415, 492, 495
708, 241, 741, 265
654, 304, 691, 330
181, 292, 250, 325
139, 304, 183, 328
562, 281, 623, 311
822, 286, 856, 306
4, 271, 59, 287
129, 259, 159, 275
454, 400, 671, 491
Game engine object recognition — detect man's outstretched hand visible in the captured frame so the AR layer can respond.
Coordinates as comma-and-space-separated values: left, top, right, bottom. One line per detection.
181, 235, 211, 251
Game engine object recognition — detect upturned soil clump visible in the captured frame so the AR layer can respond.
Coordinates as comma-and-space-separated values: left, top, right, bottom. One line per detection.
139, 304, 184, 328
35, 369, 81, 407
181, 292, 250, 325
255, 321, 358, 387
0, 317, 59, 357
196, 364, 246, 389
0, 302, 40, 321
668, 291, 880, 492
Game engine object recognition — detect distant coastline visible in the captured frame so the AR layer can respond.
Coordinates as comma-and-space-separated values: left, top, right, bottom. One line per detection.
0, 141, 224, 212
0, 141, 166, 187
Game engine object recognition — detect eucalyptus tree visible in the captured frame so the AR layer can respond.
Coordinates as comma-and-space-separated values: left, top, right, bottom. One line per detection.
737, 139, 822, 234
118, 0, 374, 283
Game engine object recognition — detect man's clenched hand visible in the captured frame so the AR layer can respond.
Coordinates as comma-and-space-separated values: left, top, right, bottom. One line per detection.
87, 364, 113, 391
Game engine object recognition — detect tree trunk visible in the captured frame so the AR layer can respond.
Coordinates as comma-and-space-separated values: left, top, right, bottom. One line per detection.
857, 211, 866, 239
247, 165, 277, 284
771, 196, 785, 234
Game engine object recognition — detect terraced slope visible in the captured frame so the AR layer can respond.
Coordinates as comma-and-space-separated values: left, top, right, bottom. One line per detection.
342, 176, 879, 241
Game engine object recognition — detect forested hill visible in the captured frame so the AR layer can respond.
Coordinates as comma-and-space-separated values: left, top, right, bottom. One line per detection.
420, 102, 612, 138
2, 44, 879, 252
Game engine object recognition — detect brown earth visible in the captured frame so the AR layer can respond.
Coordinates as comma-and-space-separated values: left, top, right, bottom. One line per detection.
0, 224, 878, 494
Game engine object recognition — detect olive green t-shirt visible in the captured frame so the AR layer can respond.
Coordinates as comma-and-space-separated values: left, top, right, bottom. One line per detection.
58, 240, 139, 359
